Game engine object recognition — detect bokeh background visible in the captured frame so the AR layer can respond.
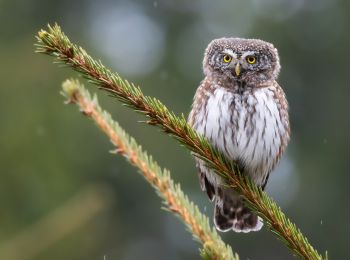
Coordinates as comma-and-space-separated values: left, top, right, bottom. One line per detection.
1, 0, 349, 259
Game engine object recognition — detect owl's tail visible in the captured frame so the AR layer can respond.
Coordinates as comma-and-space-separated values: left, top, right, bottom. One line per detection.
214, 187, 263, 233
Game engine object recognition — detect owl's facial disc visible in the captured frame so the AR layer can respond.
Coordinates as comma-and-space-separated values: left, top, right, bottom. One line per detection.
204, 38, 281, 84
221, 49, 258, 78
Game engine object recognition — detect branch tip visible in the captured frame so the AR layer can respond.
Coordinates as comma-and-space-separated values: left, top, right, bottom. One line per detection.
60, 79, 236, 260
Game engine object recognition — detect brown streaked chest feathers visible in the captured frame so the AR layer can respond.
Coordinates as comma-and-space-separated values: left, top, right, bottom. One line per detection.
188, 78, 290, 186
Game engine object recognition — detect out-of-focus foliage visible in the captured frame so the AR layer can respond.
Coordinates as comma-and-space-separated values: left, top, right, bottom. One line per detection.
0, 0, 349, 259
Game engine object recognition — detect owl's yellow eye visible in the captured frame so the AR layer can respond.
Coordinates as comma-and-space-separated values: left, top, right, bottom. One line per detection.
246, 56, 256, 64
223, 55, 232, 63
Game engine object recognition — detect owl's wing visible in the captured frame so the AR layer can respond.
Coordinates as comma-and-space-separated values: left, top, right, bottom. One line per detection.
273, 81, 290, 131
188, 81, 217, 201
270, 81, 290, 169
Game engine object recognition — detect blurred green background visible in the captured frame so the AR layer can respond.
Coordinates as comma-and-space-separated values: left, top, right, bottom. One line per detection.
1, 0, 349, 259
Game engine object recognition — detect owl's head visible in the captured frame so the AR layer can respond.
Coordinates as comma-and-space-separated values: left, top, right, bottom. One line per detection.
203, 38, 280, 85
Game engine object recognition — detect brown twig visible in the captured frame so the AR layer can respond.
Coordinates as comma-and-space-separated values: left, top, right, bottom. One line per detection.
62, 79, 237, 260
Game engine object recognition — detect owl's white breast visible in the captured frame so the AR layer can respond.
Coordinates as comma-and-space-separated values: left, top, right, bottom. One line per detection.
192, 85, 287, 186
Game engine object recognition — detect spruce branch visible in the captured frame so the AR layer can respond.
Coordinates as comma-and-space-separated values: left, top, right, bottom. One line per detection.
36, 24, 327, 259
61, 79, 238, 260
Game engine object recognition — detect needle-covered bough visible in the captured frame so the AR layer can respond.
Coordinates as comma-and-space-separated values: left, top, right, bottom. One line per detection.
35, 24, 327, 259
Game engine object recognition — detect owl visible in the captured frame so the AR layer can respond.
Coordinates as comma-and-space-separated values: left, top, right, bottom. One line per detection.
188, 38, 290, 233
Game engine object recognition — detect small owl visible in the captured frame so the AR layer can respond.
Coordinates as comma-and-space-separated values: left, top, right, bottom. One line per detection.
188, 38, 290, 233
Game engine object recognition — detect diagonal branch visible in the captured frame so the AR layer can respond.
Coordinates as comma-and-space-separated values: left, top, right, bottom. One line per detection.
36, 24, 326, 259
61, 79, 237, 260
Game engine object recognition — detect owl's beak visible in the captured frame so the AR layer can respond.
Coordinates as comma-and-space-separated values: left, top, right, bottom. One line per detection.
234, 62, 241, 77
